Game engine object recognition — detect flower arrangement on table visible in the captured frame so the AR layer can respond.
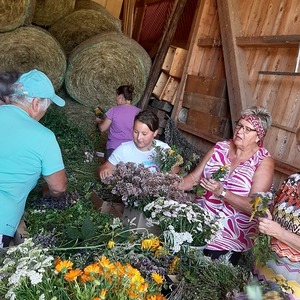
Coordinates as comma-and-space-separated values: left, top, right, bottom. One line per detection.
0, 226, 172, 300
101, 162, 192, 211
144, 197, 223, 253
249, 191, 275, 266
151, 143, 184, 173
195, 164, 230, 197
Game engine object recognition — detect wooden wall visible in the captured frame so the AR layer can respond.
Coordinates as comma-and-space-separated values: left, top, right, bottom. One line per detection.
172, 0, 300, 189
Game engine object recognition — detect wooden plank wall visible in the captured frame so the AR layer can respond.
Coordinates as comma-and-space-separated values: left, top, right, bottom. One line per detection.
173, 0, 300, 189
237, 0, 300, 187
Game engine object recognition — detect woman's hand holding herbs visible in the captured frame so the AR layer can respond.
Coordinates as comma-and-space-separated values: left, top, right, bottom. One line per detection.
258, 210, 282, 238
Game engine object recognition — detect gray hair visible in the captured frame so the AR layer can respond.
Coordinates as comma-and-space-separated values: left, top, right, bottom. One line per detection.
8, 93, 52, 111
240, 106, 272, 133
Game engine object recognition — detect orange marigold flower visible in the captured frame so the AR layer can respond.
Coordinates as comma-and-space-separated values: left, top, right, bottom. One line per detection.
84, 263, 100, 276
152, 273, 163, 284
97, 256, 114, 271
64, 269, 83, 281
80, 273, 94, 283
55, 260, 73, 273
54, 256, 61, 266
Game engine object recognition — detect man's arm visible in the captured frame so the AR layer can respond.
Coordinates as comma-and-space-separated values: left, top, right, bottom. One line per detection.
43, 169, 67, 197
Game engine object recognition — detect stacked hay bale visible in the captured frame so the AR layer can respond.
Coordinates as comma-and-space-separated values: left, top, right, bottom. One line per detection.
32, 0, 76, 27
0, 26, 66, 89
0, 0, 35, 32
0, 0, 152, 113
65, 31, 151, 109
48, 8, 121, 57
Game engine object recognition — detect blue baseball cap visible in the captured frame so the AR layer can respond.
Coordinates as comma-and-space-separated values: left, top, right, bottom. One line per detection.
16, 69, 65, 107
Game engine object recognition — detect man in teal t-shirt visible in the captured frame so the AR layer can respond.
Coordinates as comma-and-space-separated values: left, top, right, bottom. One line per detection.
0, 69, 67, 248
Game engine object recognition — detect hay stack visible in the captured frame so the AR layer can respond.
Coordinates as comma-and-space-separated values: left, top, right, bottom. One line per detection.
65, 31, 152, 109
0, 26, 66, 90
0, 0, 35, 32
32, 0, 76, 27
48, 8, 121, 57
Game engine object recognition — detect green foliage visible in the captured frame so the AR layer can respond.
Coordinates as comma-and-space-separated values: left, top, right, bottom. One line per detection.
176, 251, 251, 300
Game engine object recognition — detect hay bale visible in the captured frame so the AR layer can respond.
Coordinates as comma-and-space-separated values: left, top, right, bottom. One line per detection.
0, 0, 35, 33
65, 31, 152, 109
0, 26, 66, 90
48, 8, 121, 57
32, 0, 76, 27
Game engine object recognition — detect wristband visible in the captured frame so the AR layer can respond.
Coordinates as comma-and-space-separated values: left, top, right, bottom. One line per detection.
219, 188, 227, 199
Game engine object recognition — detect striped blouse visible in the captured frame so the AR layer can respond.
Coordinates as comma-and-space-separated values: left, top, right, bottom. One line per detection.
197, 140, 271, 252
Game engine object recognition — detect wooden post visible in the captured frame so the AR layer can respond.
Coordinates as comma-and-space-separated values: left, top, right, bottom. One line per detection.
138, 0, 187, 109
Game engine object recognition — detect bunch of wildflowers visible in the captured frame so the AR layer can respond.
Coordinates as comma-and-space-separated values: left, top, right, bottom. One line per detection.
248, 191, 275, 266
249, 191, 273, 221
151, 144, 184, 173
195, 164, 230, 197
144, 197, 223, 249
102, 162, 192, 210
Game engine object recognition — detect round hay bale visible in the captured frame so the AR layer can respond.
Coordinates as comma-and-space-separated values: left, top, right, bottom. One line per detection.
65, 31, 152, 109
32, 0, 76, 27
48, 9, 121, 57
0, 0, 35, 33
0, 26, 66, 90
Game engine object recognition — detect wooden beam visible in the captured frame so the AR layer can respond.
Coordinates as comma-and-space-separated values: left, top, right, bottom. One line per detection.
197, 37, 222, 47
217, 0, 253, 122
259, 71, 300, 76
236, 35, 300, 48
139, 0, 187, 109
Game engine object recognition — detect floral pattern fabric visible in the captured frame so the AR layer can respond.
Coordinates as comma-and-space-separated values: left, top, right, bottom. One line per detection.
196, 140, 271, 252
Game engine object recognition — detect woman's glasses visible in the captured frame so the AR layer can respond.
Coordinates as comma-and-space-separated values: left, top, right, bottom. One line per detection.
234, 121, 256, 134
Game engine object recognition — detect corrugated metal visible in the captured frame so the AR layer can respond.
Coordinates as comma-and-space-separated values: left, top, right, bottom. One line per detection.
138, 0, 198, 51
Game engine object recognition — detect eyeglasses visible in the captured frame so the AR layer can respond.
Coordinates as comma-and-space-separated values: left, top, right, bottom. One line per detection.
234, 121, 256, 134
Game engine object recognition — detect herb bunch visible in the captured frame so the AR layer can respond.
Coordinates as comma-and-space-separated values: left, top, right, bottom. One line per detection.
101, 162, 192, 211
195, 164, 230, 197
152, 144, 184, 173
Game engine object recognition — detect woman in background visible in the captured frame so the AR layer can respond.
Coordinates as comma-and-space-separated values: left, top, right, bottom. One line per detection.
96, 85, 141, 159
179, 106, 274, 265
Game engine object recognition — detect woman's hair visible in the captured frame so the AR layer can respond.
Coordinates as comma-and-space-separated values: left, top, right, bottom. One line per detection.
134, 110, 159, 132
116, 85, 134, 101
240, 106, 272, 133
0, 71, 21, 100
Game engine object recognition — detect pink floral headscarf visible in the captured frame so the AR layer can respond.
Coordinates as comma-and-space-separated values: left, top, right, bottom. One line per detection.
241, 114, 265, 143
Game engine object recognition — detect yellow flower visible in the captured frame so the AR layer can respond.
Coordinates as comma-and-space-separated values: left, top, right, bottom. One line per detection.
250, 195, 262, 221
152, 273, 163, 284
100, 289, 108, 299
169, 256, 180, 274
107, 240, 115, 249
64, 269, 83, 281
141, 238, 162, 252
55, 260, 73, 273
169, 149, 175, 155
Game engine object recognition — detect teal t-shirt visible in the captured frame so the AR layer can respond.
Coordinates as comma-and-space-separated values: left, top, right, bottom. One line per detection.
0, 105, 65, 236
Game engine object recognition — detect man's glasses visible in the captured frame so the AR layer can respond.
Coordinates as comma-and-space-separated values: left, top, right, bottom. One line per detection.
234, 121, 256, 134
